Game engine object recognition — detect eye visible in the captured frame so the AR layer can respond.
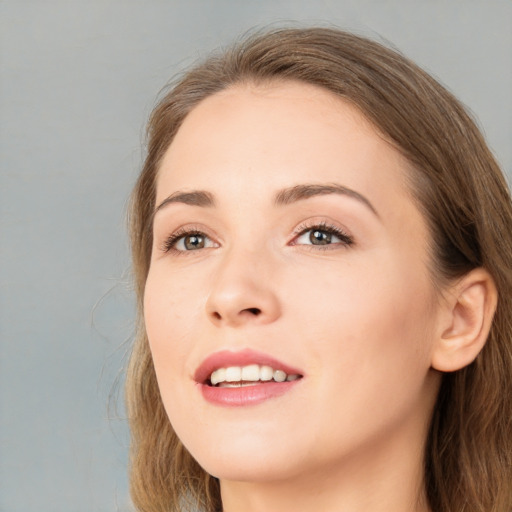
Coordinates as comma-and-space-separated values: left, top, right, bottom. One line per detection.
293, 223, 353, 248
162, 229, 217, 253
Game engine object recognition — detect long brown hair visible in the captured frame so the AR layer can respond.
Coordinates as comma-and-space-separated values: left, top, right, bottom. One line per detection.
126, 27, 512, 512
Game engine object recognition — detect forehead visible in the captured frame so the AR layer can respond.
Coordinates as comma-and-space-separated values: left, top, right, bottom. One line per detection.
156, 81, 413, 213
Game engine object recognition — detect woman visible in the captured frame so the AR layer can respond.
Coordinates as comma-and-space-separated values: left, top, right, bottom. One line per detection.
126, 28, 512, 512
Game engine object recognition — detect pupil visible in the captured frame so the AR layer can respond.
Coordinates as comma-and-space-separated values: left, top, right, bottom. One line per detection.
310, 230, 331, 245
185, 234, 204, 250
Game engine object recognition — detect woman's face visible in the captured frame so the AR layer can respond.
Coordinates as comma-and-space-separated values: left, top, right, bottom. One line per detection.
144, 82, 442, 484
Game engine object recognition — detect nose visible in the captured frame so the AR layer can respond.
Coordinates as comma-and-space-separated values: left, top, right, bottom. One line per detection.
205, 247, 281, 327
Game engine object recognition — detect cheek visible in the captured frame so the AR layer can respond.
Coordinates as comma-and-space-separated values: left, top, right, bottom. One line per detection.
143, 267, 209, 438
281, 259, 437, 456
143, 267, 204, 376
284, 253, 436, 385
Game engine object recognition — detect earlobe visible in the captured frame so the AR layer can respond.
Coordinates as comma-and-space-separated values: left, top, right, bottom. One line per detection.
431, 268, 498, 372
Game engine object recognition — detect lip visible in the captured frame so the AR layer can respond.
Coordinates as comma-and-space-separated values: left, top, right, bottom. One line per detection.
194, 348, 304, 407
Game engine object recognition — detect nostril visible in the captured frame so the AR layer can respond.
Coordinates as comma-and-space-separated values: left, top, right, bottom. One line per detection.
208, 306, 265, 323
210, 308, 260, 320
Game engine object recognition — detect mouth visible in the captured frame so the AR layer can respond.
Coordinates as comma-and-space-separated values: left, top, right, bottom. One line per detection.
195, 349, 304, 406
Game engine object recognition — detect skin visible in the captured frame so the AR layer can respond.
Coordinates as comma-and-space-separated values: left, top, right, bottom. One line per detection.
144, 81, 452, 512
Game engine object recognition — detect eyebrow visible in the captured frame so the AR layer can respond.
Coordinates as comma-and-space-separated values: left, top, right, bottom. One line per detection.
154, 183, 378, 218
273, 183, 379, 217
155, 190, 215, 213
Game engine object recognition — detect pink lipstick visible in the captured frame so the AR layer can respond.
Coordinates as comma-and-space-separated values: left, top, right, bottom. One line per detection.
195, 348, 303, 407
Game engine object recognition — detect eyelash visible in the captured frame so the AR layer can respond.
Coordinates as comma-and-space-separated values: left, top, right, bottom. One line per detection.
161, 221, 354, 254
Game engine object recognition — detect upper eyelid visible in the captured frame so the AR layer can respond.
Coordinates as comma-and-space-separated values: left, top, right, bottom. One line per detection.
295, 224, 347, 237
157, 223, 219, 241
294, 221, 341, 233
291, 218, 353, 237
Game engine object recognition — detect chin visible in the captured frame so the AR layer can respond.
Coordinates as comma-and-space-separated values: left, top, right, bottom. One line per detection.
181, 431, 307, 483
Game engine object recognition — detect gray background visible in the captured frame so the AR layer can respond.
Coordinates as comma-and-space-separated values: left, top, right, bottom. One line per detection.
1, 1, 511, 511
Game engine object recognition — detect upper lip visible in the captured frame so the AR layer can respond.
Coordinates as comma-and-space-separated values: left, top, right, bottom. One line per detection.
194, 348, 304, 384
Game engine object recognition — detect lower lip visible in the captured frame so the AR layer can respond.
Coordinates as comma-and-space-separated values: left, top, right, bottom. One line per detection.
199, 380, 300, 407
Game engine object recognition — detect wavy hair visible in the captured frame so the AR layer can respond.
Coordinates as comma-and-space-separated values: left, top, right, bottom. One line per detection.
126, 27, 512, 512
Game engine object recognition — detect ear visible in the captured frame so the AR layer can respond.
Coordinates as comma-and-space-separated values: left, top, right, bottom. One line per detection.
431, 268, 498, 372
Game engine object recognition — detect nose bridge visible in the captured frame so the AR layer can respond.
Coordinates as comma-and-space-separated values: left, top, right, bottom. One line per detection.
205, 241, 281, 326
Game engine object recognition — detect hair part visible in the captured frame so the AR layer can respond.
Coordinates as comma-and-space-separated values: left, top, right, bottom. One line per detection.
127, 27, 512, 512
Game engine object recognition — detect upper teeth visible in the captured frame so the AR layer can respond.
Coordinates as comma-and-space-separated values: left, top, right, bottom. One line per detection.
209, 364, 300, 386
